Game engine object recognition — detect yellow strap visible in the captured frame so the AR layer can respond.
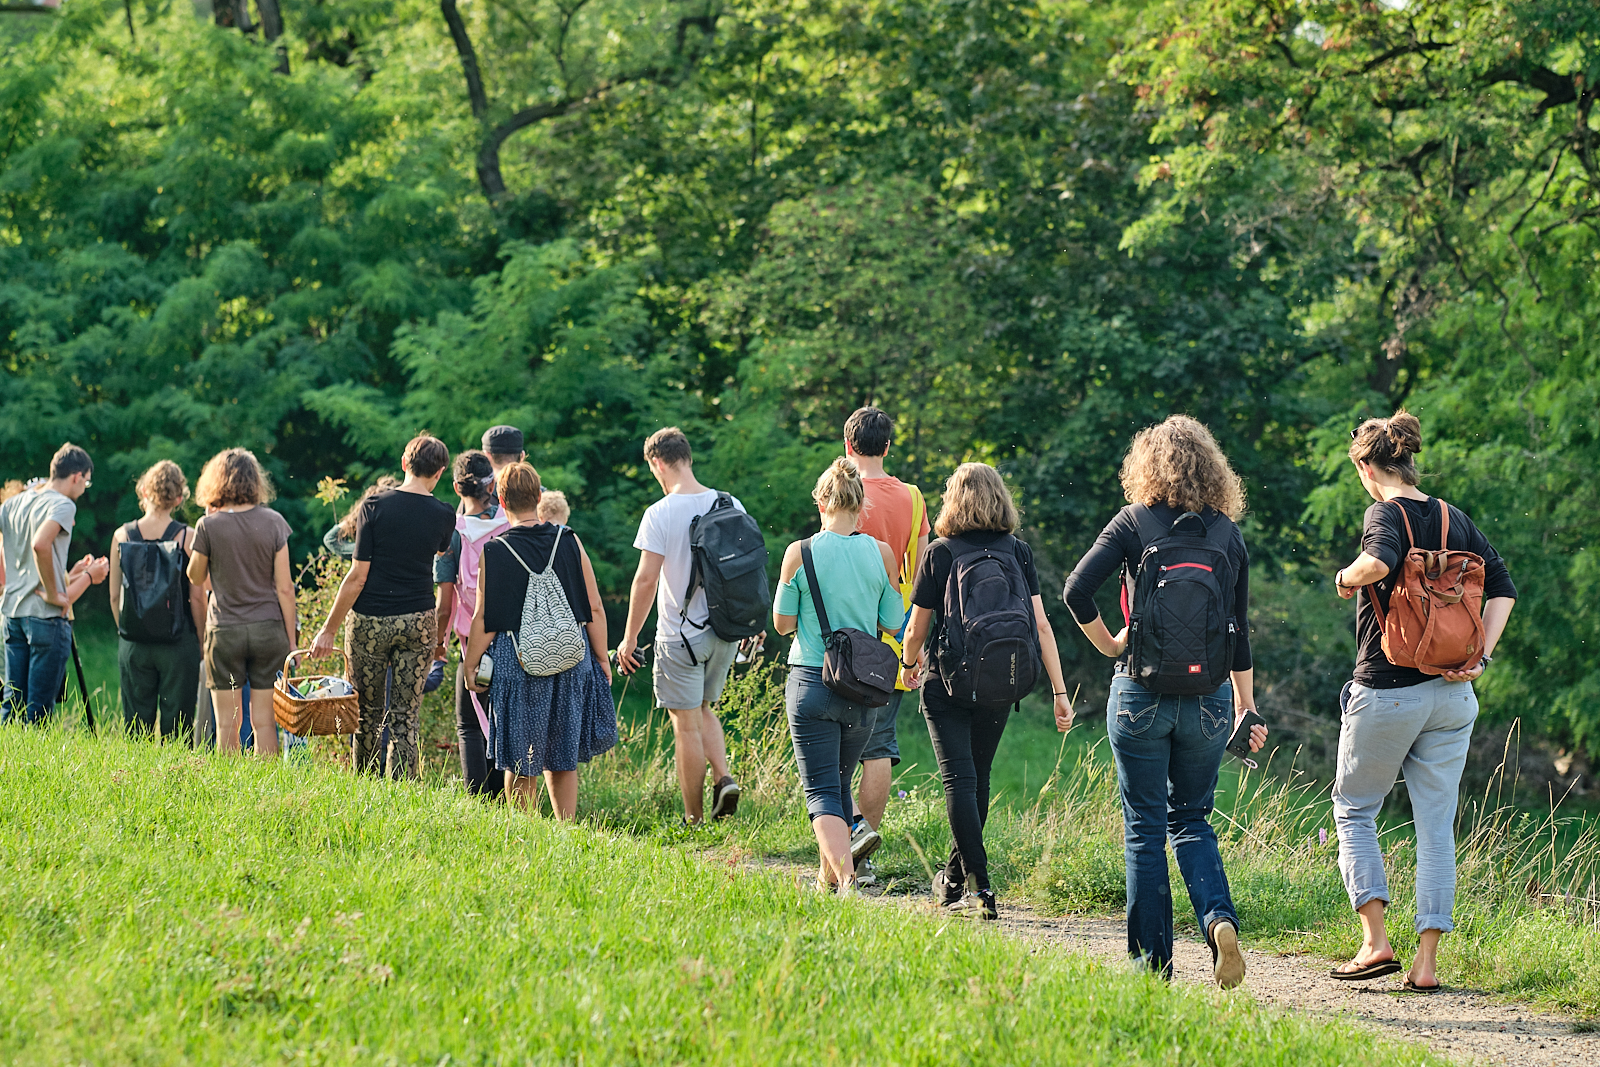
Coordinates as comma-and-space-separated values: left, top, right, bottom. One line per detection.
882, 484, 925, 690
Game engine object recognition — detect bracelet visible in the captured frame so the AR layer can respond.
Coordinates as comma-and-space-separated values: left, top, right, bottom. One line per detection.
1334, 569, 1348, 589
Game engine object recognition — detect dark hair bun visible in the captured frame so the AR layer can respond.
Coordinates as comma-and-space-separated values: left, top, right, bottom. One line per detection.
1386, 410, 1422, 455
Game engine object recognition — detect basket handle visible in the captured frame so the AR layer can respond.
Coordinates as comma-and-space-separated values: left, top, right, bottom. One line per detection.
281, 646, 352, 682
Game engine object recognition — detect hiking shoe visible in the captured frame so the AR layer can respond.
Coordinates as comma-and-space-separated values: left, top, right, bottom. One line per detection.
710, 776, 741, 820
856, 859, 878, 888
932, 869, 964, 908
850, 823, 883, 865
1211, 920, 1246, 990
947, 889, 998, 921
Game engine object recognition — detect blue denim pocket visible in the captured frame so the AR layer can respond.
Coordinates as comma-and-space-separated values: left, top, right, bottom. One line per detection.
1198, 693, 1232, 741
1115, 688, 1161, 737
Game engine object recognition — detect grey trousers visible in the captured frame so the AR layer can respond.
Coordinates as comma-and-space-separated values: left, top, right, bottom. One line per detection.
1332, 677, 1478, 933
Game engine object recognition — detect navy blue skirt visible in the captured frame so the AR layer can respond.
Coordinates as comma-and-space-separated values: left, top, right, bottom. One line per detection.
487, 632, 617, 775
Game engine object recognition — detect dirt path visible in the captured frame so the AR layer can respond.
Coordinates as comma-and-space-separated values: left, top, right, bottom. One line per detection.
757, 860, 1598, 1066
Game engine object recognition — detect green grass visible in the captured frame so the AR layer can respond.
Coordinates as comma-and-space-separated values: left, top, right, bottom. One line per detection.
0, 722, 1439, 1066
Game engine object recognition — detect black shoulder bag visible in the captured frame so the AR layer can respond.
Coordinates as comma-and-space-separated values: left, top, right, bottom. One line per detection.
799, 538, 898, 708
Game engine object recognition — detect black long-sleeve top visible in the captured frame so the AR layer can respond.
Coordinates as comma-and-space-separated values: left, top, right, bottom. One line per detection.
1062, 503, 1253, 673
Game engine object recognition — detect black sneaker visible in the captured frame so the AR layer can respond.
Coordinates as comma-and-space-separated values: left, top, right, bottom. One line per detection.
947, 888, 998, 921
849, 822, 882, 864
710, 776, 741, 820
932, 869, 963, 907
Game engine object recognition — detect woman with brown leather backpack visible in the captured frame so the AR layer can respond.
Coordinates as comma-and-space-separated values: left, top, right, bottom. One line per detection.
1328, 410, 1517, 993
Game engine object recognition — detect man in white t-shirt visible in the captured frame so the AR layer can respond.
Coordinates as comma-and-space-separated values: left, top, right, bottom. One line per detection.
616, 427, 745, 824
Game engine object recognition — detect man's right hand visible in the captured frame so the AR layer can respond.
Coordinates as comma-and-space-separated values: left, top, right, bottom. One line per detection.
615, 636, 643, 675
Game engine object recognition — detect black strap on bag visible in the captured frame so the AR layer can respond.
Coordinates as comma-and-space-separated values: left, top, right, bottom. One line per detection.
799, 538, 898, 708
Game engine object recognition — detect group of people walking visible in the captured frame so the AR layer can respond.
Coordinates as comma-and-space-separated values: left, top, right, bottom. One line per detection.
0, 405, 1515, 995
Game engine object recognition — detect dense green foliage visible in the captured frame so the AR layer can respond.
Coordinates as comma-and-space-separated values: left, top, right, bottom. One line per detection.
0, 723, 1442, 1064
2, 1, 1596, 750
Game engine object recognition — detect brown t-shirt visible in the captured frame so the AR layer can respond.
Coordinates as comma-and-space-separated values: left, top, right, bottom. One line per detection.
193, 507, 292, 628
857, 476, 928, 581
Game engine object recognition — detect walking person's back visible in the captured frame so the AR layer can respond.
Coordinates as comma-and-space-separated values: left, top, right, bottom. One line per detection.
1062, 415, 1266, 986
1326, 411, 1517, 992
1, 443, 108, 723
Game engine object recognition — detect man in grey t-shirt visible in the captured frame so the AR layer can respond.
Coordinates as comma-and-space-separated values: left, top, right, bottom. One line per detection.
1, 443, 108, 722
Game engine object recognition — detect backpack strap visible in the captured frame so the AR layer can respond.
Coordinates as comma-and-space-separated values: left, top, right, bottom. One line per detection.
1436, 497, 1450, 551
1388, 498, 1417, 553
902, 487, 925, 585
496, 535, 535, 576
541, 525, 566, 574
123, 521, 144, 543
798, 538, 834, 639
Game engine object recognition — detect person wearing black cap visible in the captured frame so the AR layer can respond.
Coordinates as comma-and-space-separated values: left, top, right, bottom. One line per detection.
482, 426, 526, 470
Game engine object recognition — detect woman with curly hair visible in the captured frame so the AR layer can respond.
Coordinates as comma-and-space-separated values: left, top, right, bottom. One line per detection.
187, 449, 296, 756
1062, 415, 1266, 988
109, 460, 209, 741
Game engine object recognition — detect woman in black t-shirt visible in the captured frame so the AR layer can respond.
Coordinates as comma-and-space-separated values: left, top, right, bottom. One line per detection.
463, 463, 615, 818
1327, 412, 1516, 993
1061, 415, 1266, 989
898, 463, 1073, 920
310, 435, 456, 780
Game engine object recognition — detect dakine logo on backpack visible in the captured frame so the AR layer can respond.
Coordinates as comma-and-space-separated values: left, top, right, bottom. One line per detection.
1123, 505, 1238, 696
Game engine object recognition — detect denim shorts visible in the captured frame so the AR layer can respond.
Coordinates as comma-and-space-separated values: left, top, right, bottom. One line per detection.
859, 689, 908, 764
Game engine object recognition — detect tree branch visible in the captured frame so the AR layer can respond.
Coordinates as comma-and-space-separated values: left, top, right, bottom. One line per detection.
1482, 63, 1580, 115
440, 0, 489, 120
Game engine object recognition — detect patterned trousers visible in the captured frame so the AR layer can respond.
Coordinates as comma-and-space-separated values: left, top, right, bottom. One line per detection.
345, 609, 432, 780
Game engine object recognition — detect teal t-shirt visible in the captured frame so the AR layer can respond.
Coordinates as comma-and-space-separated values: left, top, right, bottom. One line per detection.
776, 530, 905, 668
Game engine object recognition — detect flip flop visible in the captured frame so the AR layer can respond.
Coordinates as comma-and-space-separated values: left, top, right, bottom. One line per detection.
1329, 959, 1403, 981
1401, 979, 1441, 994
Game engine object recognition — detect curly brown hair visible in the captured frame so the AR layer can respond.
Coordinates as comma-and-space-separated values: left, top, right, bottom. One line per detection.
195, 448, 274, 509
136, 460, 189, 512
933, 463, 1020, 538
1119, 415, 1246, 519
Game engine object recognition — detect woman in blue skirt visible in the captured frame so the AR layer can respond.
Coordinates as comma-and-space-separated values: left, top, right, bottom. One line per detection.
463, 463, 615, 817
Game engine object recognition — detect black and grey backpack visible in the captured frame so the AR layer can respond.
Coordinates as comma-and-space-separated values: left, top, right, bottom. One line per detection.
681, 493, 770, 655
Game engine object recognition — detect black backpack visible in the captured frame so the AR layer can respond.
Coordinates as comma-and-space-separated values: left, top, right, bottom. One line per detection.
1124, 506, 1237, 695
117, 520, 190, 645
682, 492, 771, 651
933, 535, 1041, 708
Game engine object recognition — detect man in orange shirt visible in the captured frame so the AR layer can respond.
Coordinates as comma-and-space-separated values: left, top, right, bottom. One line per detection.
843, 407, 928, 874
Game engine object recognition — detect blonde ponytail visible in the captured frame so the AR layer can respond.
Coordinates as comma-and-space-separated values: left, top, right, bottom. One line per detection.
812, 456, 865, 515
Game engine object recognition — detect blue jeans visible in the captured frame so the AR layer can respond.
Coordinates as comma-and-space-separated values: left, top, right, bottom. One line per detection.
4, 616, 73, 724
785, 666, 873, 822
1106, 673, 1238, 977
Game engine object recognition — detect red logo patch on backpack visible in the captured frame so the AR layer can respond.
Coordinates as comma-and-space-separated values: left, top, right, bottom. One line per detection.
1188, 664, 1203, 674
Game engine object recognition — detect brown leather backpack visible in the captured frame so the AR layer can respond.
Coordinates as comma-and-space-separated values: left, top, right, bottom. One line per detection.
1372, 498, 1487, 674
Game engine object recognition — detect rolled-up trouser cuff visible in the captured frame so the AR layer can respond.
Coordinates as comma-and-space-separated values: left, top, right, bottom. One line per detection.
1350, 887, 1390, 911
1415, 912, 1454, 935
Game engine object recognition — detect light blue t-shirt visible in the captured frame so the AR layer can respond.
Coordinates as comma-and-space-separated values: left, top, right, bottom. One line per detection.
776, 530, 904, 668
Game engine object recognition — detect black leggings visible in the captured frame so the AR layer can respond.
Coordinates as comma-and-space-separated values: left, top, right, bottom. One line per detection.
455, 659, 499, 797
923, 689, 1011, 892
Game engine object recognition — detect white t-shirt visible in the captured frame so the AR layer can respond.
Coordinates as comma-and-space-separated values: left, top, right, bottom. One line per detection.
634, 489, 745, 642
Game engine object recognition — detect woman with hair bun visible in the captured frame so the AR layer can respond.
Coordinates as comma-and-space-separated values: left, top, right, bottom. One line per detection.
110, 460, 208, 740
773, 457, 907, 894
1062, 416, 1265, 987
1328, 410, 1517, 992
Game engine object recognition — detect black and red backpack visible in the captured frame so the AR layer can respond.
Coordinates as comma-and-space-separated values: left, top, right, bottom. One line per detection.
1122, 506, 1237, 695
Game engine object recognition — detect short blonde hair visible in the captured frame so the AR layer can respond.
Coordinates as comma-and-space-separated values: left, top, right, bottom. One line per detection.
812, 457, 865, 515
933, 463, 1020, 538
536, 489, 570, 524
195, 449, 273, 509
136, 460, 189, 512
498, 462, 543, 514
1119, 415, 1245, 520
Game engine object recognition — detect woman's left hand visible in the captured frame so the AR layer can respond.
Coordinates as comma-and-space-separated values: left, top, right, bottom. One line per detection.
1053, 692, 1074, 733
309, 627, 336, 660
1440, 663, 1485, 682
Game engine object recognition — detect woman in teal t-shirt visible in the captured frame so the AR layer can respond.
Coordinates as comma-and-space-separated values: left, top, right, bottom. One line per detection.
773, 457, 903, 895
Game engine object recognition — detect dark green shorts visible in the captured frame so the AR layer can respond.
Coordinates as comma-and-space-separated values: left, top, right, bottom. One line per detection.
204, 620, 291, 691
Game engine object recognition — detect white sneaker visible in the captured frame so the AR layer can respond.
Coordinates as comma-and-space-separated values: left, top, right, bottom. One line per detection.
849, 823, 882, 864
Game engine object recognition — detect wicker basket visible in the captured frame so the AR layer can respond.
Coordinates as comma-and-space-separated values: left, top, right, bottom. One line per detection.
273, 648, 360, 737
